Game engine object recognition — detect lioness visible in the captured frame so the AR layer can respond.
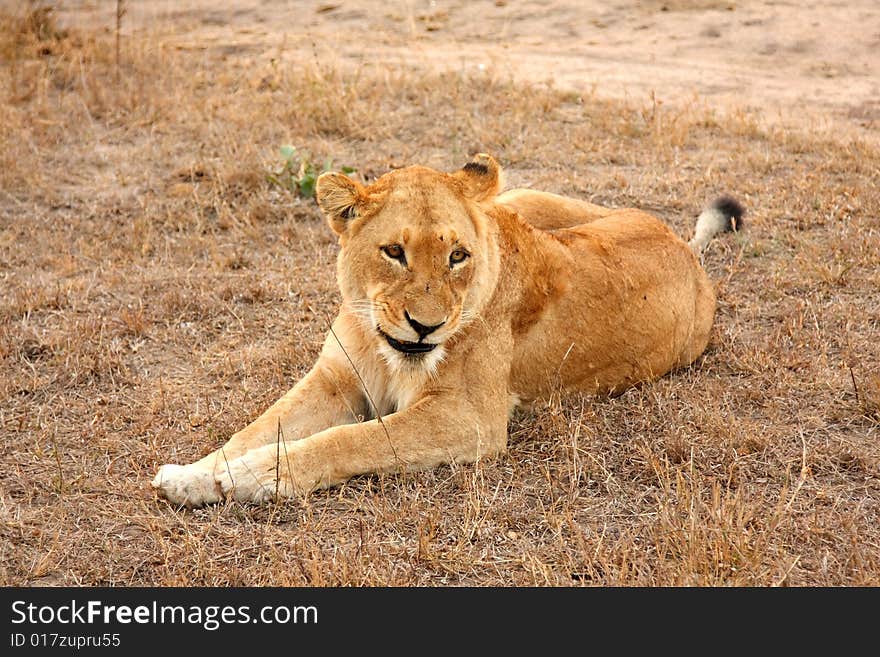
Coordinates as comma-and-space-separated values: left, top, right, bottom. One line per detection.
152, 155, 742, 506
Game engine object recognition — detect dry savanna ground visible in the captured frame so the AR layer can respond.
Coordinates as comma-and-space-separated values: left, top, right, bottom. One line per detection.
1, 2, 879, 586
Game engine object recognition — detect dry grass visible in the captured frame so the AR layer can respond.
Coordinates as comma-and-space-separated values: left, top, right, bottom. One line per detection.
1, 3, 878, 586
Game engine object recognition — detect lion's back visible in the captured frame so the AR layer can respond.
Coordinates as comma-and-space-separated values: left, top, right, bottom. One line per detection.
507, 206, 714, 399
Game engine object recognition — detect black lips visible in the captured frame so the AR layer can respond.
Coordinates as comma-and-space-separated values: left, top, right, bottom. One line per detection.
379, 330, 438, 355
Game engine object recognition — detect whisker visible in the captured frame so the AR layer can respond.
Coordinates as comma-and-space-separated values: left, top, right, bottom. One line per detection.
461, 309, 488, 330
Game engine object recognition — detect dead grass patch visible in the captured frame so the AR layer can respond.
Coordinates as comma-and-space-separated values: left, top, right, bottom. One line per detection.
1, 6, 878, 586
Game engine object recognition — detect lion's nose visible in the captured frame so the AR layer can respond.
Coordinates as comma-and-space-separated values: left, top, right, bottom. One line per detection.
404, 311, 445, 339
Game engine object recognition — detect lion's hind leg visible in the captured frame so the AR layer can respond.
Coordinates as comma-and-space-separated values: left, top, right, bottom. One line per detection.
674, 273, 717, 370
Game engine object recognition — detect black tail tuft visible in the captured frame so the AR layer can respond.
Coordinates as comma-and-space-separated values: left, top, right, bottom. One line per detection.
712, 195, 745, 232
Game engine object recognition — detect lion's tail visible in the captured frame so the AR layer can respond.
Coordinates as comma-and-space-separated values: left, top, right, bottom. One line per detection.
688, 196, 745, 253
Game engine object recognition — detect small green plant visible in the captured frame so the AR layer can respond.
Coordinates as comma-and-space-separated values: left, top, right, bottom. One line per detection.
267, 145, 355, 199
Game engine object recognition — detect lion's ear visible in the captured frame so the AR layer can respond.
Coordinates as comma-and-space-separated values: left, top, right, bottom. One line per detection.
316, 172, 365, 235
452, 153, 504, 202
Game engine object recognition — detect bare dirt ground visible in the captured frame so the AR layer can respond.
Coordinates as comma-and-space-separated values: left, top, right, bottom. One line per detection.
1, 1, 879, 586
58, 0, 880, 140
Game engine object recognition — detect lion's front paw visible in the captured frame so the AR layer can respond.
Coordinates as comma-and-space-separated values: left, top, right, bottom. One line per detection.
151, 464, 222, 507
214, 455, 293, 504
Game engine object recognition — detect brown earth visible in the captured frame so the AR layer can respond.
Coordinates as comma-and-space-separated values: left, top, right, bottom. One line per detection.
58, 0, 880, 140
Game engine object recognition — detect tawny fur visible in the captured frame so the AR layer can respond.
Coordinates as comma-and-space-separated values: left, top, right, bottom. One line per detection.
152, 156, 731, 506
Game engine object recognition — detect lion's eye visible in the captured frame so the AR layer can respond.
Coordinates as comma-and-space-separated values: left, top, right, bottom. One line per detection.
381, 244, 407, 264
449, 249, 469, 266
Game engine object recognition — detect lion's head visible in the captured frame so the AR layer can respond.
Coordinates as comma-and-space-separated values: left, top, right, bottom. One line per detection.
316, 155, 504, 373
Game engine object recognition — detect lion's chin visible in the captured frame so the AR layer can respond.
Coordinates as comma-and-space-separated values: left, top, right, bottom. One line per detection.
377, 337, 446, 375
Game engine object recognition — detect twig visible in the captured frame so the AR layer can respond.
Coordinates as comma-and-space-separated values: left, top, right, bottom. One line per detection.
849, 366, 860, 405
325, 315, 401, 466
783, 433, 808, 514
115, 0, 126, 85
273, 419, 301, 501
275, 418, 281, 503
220, 447, 234, 495
49, 431, 64, 493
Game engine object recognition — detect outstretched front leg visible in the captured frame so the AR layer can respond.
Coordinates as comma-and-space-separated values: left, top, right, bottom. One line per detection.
151, 321, 369, 506
214, 388, 510, 504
